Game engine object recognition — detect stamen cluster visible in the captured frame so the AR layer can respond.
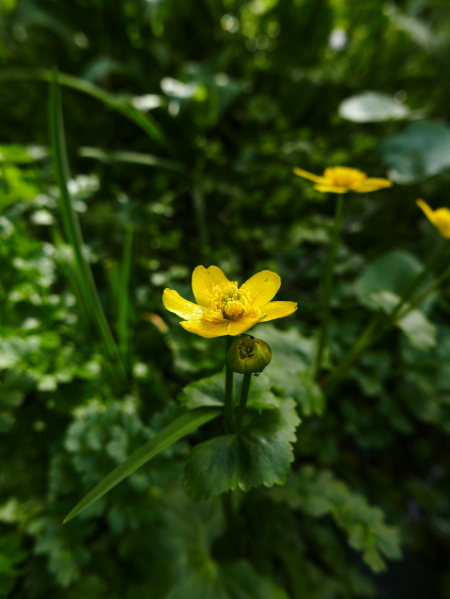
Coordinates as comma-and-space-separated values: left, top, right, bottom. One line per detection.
203, 283, 261, 322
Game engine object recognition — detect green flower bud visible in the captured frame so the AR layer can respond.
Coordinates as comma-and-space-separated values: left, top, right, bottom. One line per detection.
227, 335, 272, 375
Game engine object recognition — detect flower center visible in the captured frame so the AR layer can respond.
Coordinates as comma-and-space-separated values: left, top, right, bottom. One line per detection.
202, 282, 261, 322
324, 166, 367, 189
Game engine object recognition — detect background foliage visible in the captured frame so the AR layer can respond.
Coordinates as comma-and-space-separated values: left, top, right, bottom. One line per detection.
1, 0, 450, 597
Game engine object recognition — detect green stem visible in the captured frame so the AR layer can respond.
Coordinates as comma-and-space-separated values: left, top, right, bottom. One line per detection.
221, 492, 239, 555
312, 194, 344, 379
321, 240, 450, 387
387, 239, 448, 325
235, 373, 252, 430
224, 336, 234, 432
397, 259, 450, 321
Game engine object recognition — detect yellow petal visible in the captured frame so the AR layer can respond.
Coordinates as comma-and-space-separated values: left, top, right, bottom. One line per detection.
314, 184, 348, 194
259, 301, 298, 323
180, 319, 229, 338
354, 178, 392, 192
416, 199, 435, 223
243, 270, 281, 308
293, 168, 327, 184
431, 208, 450, 239
226, 315, 263, 336
163, 289, 203, 320
192, 265, 229, 307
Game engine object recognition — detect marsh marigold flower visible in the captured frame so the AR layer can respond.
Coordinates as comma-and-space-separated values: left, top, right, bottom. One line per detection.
163, 266, 297, 338
293, 166, 392, 194
417, 199, 450, 239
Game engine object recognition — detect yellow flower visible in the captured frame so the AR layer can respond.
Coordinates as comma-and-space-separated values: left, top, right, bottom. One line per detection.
163, 266, 297, 338
293, 166, 392, 194
416, 199, 450, 239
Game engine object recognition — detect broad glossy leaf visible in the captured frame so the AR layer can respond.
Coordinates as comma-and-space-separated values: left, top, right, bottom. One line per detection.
353, 250, 432, 311
183, 398, 300, 499
377, 121, 450, 183
179, 370, 280, 412
64, 407, 222, 522
339, 91, 410, 123
371, 290, 436, 350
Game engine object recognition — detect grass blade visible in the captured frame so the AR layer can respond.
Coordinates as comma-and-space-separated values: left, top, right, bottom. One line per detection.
1, 67, 171, 152
78, 146, 185, 172
64, 407, 222, 523
48, 70, 128, 393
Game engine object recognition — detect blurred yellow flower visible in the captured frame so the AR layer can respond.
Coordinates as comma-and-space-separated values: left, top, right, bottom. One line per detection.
163, 266, 297, 338
417, 199, 450, 239
293, 166, 392, 194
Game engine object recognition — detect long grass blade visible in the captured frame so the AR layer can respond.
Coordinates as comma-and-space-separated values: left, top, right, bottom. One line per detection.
48, 70, 128, 393
63, 407, 223, 523
78, 146, 185, 173
1, 67, 171, 152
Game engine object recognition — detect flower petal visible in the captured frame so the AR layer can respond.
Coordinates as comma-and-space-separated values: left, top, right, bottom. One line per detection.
416, 199, 435, 222
163, 289, 203, 320
431, 208, 450, 239
226, 315, 263, 336
180, 319, 229, 338
259, 301, 298, 323
353, 178, 392, 192
192, 265, 230, 307
243, 270, 281, 308
314, 184, 348, 194
293, 168, 327, 184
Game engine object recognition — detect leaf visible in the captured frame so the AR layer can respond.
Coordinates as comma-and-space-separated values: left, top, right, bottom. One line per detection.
155, 492, 289, 599
63, 407, 222, 522
251, 324, 325, 416
48, 71, 128, 393
78, 147, 185, 173
377, 121, 450, 183
339, 91, 411, 123
183, 398, 300, 500
0, 68, 170, 152
179, 370, 281, 412
270, 466, 402, 573
353, 250, 432, 311
371, 290, 436, 350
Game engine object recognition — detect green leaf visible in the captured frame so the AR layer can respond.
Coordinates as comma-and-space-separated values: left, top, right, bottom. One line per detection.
0, 68, 171, 152
179, 370, 280, 412
377, 121, 450, 183
270, 466, 402, 573
63, 407, 222, 522
48, 71, 128, 393
251, 324, 325, 416
354, 250, 433, 311
154, 491, 289, 599
339, 91, 411, 123
183, 398, 300, 500
77, 147, 185, 173
370, 290, 436, 350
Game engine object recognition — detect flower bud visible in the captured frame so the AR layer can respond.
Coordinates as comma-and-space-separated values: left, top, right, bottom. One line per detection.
227, 335, 272, 374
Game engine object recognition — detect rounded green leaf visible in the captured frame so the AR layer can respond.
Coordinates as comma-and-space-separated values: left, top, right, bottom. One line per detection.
183, 398, 301, 500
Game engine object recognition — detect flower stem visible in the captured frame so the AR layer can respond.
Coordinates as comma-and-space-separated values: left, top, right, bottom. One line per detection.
387, 239, 448, 325
224, 336, 234, 432
312, 193, 344, 380
321, 240, 450, 387
235, 373, 252, 430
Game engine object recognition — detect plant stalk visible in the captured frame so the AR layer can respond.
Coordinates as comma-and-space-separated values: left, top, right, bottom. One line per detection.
312, 193, 344, 379
235, 373, 252, 430
224, 336, 234, 432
